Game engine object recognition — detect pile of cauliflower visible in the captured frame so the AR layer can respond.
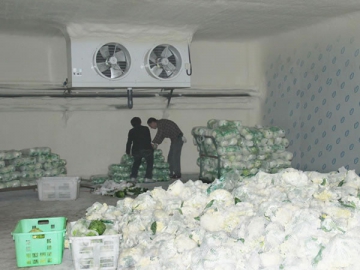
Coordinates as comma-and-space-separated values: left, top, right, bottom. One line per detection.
81, 167, 360, 269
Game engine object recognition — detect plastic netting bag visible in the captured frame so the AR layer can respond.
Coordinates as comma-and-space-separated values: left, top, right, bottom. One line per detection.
154, 162, 170, 169
112, 176, 130, 183
43, 162, 55, 171
4, 150, 22, 160
207, 119, 241, 130
49, 153, 60, 161
154, 155, 165, 163
37, 155, 51, 163
51, 159, 67, 167
19, 163, 42, 171
21, 147, 51, 156
90, 174, 109, 185
0, 173, 11, 182
269, 126, 286, 137
9, 157, 36, 167
192, 126, 213, 137
154, 149, 163, 158
109, 171, 131, 179
5, 180, 21, 188
0, 165, 15, 174
212, 126, 239, 142
42, 167, 66, 177
19, 171, 35, 179
8, 172, 21, 180
110, 171, 130, 179
109, 164, 131, 173
121, 154, 134, 165
20, 179, 37, 186
58, 167, 67, 174
34, 169, 44, 178
217, 146, 241, 156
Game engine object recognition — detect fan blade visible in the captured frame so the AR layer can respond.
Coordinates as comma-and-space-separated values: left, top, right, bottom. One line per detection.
113, 44, 117, 56
152, 66, 163, 76
99, 46, 110, 59
161, 45, 172, 58
163, 65, 174, 77
111, 66, 123, 78
97, 62, 109, 73
113, 63, 121, 70
168, 55, 176, 65
160, 69, 167, 78
114, 50, 125, 61
150, 51, 157, 64
166, 61, 176, 71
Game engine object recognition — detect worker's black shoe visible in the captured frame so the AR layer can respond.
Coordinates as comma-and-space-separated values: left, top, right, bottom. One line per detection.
171, 174, 181, 179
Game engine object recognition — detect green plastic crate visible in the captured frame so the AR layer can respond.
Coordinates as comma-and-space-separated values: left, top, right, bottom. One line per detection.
11, 217, 66, 267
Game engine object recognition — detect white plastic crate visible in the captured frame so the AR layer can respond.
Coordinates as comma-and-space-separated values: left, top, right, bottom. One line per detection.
37, 177, 80, 201
69, 229, 121, 270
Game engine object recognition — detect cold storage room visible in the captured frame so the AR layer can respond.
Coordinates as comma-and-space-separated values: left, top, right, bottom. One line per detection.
0, 0, 360, 269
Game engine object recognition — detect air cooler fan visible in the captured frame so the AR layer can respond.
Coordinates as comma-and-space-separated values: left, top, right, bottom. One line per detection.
94, 42, 131, 79
145, 44, 182, 80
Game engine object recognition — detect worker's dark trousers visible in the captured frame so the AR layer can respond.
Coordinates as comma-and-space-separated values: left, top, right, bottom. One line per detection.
168, 137, 183, 176
131, 149, 154, 179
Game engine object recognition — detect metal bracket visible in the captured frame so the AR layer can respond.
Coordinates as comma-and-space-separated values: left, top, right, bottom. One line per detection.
63, 88, 72, 95
166, 88, 174, 108
127, 88, 133, 109
62, 78, 71, 95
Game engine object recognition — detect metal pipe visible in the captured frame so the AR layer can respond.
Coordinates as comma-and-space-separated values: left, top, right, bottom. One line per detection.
0, 92, 250, 98
0, 92, 155, 98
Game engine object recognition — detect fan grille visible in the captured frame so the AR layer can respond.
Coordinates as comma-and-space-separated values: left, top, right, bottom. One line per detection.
147, 44, 182, 80
94, 43, 131, 80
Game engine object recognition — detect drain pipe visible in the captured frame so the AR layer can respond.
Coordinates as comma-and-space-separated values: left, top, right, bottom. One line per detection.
127, 88, 133, 109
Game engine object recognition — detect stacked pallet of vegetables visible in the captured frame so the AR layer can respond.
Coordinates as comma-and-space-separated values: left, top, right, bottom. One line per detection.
0, 147, 67, 189
110, 149, 170, 183
90, 149, 171, 185
192, 119, 293, 181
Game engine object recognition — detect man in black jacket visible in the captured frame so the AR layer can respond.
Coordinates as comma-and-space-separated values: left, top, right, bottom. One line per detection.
147, 117, 185, 179
126, 117, 154, 182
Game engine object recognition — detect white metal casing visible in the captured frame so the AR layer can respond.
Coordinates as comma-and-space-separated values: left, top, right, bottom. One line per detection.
66, 38, 191, 88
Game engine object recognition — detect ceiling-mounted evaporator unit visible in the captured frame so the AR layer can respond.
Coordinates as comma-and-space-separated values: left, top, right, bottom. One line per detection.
66, 38, 191, 88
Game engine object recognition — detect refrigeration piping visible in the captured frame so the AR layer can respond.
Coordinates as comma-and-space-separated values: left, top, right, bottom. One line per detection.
0, 89, 251, 109
0, 91, 250, 99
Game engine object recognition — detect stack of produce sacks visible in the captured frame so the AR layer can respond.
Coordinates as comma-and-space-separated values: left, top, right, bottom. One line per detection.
192, 119, 293, 180
77, 167, 360, 269
0, 147, 67, 189
90, 149, 171, 185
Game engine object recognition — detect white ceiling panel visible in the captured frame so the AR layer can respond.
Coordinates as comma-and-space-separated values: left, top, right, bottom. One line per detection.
0, 0, 359, 40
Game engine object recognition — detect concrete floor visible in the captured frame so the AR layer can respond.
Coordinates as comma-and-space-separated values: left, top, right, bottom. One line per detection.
0, 174, 200, 270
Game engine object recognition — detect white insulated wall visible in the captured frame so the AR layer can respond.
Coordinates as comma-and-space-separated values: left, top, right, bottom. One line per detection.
258, 14, 360, 173
0, 34, 67, 85
190, 41, 259, 90
0, 34, 260, 177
